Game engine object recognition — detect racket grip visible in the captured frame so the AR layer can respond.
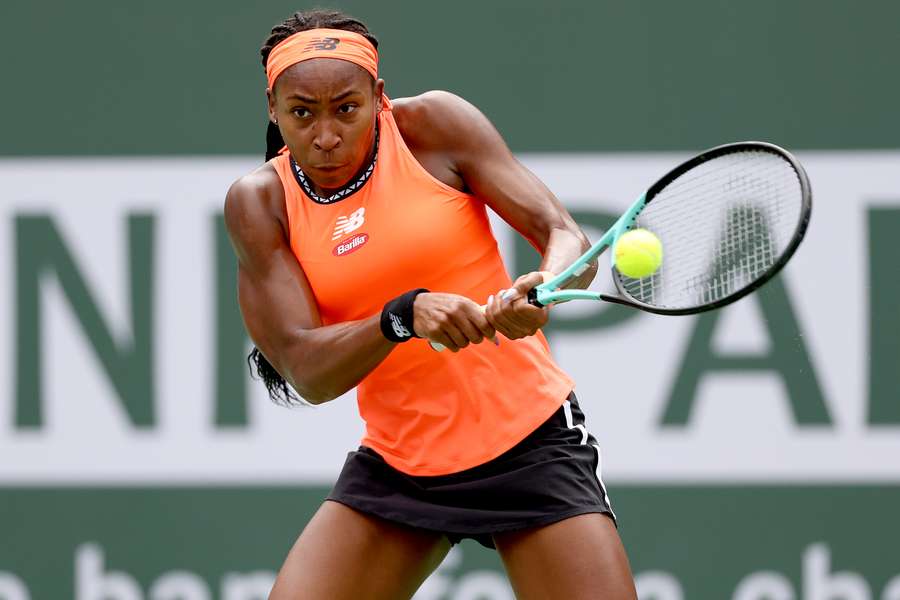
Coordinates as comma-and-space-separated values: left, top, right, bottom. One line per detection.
527, 288, 545, 307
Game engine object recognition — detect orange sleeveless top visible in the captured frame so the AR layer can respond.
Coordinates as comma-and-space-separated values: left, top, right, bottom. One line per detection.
272, 100, 574, 476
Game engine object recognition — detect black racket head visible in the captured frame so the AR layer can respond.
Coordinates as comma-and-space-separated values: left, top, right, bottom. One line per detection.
609, 141, 812, 315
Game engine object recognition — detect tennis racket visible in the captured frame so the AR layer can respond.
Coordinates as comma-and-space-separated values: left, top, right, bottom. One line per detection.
430, 141, 811, 351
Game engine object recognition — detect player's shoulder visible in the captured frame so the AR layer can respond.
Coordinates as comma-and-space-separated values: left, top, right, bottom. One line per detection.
226, 162, 281, 205
224, 162, 286, 240
392, 91, 490, 153
392, 90, 479, 123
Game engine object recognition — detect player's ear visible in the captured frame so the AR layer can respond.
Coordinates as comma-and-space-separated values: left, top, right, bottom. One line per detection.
265, 87, 285, 162
266, 88, 277, 124
374, 79, 385, 113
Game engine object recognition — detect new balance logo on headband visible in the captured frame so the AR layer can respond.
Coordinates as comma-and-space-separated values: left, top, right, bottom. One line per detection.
304, 37, 340, 51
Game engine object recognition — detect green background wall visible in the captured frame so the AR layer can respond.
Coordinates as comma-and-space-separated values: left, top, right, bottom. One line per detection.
5, 486, 900, 598
2, 2, 899, 598
2, 0, 898, 155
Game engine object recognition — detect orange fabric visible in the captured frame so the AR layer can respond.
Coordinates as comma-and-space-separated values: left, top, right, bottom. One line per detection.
266, 29, 379, 89
271, 103, 575, 476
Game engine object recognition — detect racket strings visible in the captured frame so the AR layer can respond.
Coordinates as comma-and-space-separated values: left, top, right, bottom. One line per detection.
619, 150, 804, 309
691, 204, 776, 303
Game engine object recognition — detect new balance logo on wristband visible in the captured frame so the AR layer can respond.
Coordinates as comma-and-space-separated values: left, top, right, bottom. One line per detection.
389, 313, 411, 339
380, 288, 428, 343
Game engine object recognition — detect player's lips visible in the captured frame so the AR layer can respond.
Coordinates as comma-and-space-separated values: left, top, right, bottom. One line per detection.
312, 164, 346, 172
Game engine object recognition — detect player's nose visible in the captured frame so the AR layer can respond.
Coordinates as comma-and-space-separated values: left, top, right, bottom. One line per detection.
313, 123, 341, 152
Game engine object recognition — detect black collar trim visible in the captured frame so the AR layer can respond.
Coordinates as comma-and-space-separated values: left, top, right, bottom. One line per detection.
289, 125, 379, 205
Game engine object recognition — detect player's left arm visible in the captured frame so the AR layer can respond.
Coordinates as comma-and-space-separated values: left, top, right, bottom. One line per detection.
408, 91, 597, 339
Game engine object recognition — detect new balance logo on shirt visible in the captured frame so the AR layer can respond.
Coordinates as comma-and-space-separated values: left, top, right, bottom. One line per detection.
332, 207, 366, 240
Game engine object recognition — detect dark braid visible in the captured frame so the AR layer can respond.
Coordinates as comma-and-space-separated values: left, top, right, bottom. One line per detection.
249, 10, 379, 406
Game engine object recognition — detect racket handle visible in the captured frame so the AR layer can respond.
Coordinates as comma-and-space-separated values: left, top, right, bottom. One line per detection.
527, 287, 545, 307
429, 304, 497, 352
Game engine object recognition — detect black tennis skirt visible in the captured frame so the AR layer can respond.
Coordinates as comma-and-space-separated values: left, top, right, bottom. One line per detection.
327, 392, 616, 549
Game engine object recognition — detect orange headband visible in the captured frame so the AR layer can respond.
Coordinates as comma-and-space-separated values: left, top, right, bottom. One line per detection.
266, 29, 379, 90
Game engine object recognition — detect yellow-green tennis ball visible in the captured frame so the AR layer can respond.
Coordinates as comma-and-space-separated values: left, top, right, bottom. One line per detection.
614, 229, 663, 278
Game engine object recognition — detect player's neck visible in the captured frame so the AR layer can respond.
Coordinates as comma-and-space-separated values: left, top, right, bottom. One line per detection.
302, 125, 379, 203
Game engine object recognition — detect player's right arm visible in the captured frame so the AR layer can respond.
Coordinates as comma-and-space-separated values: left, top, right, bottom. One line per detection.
224, 168, 393, 404
224, 167, 494, 404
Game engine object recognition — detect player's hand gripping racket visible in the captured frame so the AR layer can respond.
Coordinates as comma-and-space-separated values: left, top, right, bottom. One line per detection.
429, 141, 811, 351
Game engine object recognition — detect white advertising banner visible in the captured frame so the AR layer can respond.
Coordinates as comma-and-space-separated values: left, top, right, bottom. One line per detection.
1, 152, 898, 484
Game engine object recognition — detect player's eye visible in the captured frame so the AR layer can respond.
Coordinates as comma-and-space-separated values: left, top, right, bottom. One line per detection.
338, 103, 358, 114
292, 107, 312, 118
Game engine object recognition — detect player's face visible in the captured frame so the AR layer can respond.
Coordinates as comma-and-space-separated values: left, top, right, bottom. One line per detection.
269, 59, 383, 193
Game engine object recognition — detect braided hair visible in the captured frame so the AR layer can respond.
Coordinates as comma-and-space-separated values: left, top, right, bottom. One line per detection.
249, 10, 379, 406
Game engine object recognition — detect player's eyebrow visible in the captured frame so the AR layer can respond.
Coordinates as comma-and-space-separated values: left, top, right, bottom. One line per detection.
286, 89, 360, 104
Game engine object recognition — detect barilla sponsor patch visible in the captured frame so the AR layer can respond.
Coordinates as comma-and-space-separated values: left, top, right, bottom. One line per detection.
333, 233, 369, 256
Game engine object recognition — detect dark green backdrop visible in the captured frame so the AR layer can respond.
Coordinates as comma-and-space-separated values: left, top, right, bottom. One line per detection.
4, 486, 900, 597
3, 0, 898, 155
2, 2, 899, 596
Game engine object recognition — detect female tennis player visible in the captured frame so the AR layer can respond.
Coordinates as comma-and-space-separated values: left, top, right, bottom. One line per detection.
224, 9, 637, 599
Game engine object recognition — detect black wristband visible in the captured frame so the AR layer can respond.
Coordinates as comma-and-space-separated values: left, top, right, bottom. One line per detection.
380, 288, 429, 343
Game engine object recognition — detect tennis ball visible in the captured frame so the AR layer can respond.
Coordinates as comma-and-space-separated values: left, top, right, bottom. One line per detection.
614, 229, 663, 279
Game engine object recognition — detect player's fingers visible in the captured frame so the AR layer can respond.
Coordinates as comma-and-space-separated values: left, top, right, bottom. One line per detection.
514, 304, 550, 335
498, 287, 520, 305
486, 293, 507, 325
511, 271, 546, 297
474, 307, 498, 344
494, 293, 547, 339
511, 298, 548, 320
485, 293, 503, 328
450, 310, 485, 345
487, 294, 527, 339
425, 326, 460, 352
514, 292, 550, 321
443, 323, 470, 350
469, 301, 499, 343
